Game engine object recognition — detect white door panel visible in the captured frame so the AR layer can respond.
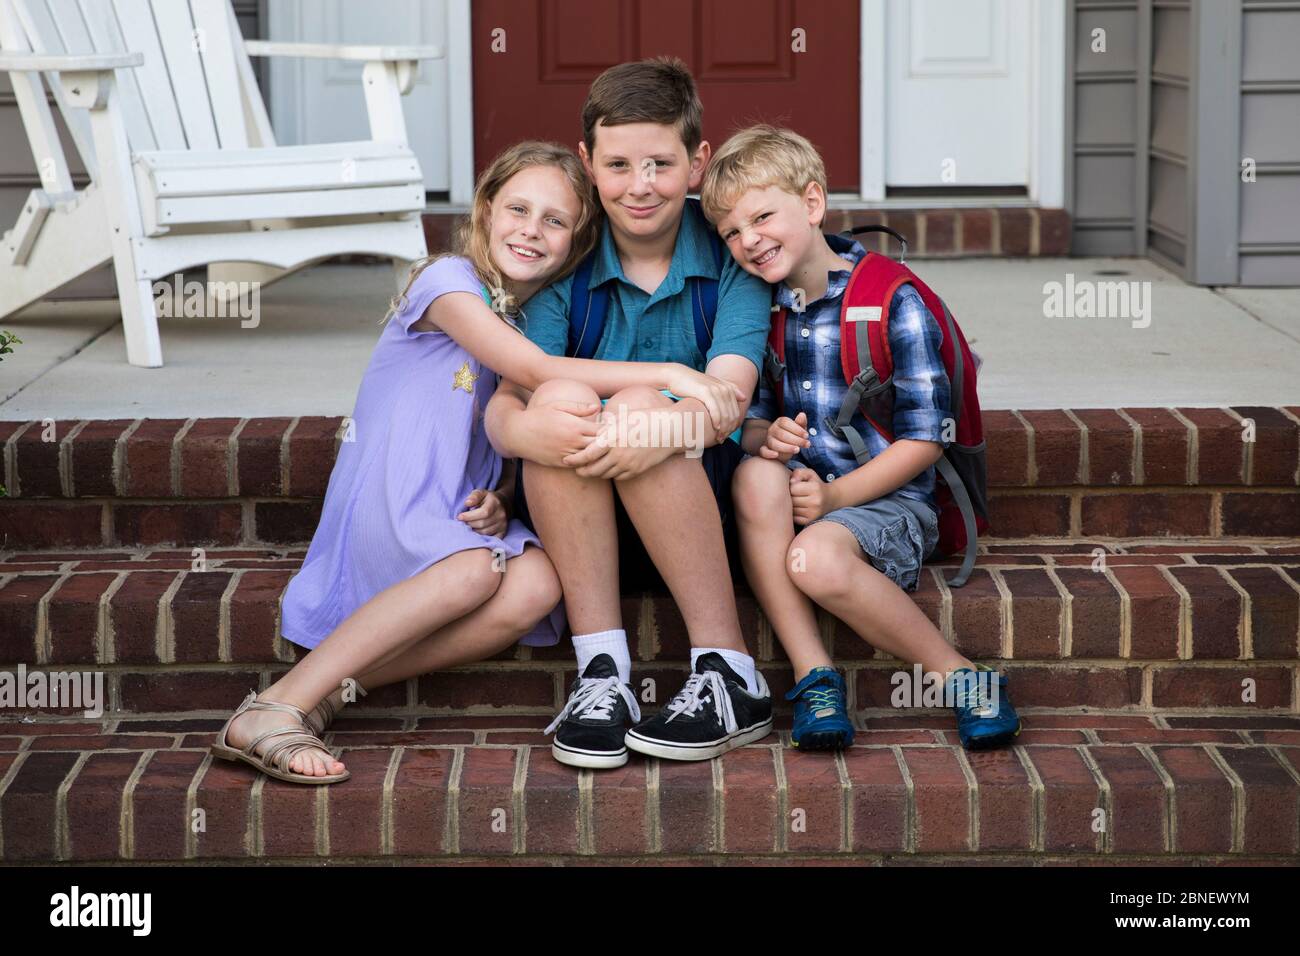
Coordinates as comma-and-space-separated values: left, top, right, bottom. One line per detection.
885, 0, 1030, 187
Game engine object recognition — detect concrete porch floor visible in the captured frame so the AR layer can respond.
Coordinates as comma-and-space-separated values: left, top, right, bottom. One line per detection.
1, 256, 1297, 420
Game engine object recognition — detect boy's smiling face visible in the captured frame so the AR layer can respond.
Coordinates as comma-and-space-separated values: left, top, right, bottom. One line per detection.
714, 182, 825, 285
580, 121, 709, 244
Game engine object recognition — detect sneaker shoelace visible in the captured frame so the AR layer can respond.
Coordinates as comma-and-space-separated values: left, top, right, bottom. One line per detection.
664, 671, 737, 734
544, 676, 641, 735
801, 684, 843, 716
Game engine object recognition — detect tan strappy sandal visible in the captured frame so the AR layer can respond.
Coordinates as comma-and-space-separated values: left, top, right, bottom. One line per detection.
211, 691, 351, 785
305, 695, 341, 737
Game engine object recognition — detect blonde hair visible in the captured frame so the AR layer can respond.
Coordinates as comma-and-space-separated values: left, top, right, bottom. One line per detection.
700, 124, 828, 226
383, 140, 600, 326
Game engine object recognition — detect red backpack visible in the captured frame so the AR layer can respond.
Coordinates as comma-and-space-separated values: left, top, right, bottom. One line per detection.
764, 225, 988, 587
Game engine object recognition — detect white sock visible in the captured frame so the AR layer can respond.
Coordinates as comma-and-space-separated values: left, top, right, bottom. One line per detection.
572, 629, 631, 684
692, 647, 760, 696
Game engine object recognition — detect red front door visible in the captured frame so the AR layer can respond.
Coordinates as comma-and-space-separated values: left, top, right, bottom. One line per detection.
471, 0, 860, 192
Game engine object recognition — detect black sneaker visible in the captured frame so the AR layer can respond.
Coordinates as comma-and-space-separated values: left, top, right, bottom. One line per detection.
545, 654, 641, 769
625, 653, 772, 761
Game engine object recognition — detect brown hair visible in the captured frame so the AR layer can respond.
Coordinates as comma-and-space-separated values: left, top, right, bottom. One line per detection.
582, 56, 703, 157
383, 140, 600, 326
700, 124, 828, 226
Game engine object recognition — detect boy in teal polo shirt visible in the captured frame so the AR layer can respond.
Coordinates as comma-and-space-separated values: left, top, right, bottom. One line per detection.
485, 57, 775, 769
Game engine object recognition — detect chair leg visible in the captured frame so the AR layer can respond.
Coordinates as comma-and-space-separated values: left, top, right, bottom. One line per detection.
113, 257, 163, 369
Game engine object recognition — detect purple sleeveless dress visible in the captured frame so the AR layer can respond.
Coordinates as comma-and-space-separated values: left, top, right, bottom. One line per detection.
281, 255, 565, 650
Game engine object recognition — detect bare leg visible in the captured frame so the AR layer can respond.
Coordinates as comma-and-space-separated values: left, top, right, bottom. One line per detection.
520, 379, 623, 635
224, 548, 502, 775
788, 522, 973, 675
354, 546, 561, 689
732, 455, 829, 678
608, 386, 747, 653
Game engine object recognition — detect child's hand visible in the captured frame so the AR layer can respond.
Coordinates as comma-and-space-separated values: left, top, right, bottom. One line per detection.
665, 365, 746, 438
458, 488, 508, 537
525, 400, 602, 467
789, 468, 837, 525
761, 411, 810, 463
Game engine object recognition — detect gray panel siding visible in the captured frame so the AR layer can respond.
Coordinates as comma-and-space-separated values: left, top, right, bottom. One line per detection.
1238, 1, 1300, 285
1069, 0, 1143, 256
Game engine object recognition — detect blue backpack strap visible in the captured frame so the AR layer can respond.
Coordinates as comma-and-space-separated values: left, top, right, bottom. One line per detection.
567, 252, 608, 359
688, 198, 724, 359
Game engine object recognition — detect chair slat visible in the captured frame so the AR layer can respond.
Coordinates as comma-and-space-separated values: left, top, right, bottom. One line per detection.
226, 0, 272, 147
112, 0, 185, 150
148, 0, 217, 150
76, 0, 155, 152
189, 0, 244, 148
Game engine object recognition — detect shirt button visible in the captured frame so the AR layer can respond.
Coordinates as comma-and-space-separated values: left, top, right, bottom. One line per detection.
801, 328, 810, 338
808, 427, 817, 436
642, 338, 653, 348
827, 473, 836, 480
802, 380, 811, 390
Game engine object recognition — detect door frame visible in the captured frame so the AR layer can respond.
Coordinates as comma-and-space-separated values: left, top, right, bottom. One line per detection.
858, 0, 1066, 205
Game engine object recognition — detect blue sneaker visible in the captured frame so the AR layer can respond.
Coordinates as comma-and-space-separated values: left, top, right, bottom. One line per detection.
786, 667, 855, 750
947, 666, 1021, 749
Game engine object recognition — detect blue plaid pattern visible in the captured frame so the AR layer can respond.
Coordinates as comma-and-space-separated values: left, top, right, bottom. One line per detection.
746, 233, 951, 510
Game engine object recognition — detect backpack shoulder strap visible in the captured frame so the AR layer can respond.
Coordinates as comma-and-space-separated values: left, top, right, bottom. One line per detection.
567, 250, 608, 359
687, 197, 723, 358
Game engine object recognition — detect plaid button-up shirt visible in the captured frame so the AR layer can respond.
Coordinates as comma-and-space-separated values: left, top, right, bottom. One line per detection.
746, 233, 951, 511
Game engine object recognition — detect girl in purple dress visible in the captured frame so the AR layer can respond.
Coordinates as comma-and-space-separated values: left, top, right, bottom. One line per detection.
211, 141, 745, 784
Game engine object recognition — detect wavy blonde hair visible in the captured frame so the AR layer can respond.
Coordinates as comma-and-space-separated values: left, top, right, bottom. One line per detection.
383, 140, 600, 326
700, 124, 828, 226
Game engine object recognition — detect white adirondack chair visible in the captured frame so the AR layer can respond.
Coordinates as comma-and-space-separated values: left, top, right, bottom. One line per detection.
0, 0, 443, 367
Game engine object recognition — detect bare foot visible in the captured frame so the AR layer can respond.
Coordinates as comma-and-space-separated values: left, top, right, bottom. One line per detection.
223, 698, 346, 777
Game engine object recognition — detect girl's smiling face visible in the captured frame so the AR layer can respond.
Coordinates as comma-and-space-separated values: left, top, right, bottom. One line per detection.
487, 164, 583, 294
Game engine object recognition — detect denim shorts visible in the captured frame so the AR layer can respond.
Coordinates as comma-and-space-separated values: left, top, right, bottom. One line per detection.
748, 455, 941, 590
812, 490, 940, 593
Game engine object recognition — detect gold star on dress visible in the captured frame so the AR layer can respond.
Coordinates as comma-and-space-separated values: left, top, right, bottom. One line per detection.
452, 361, 478, 394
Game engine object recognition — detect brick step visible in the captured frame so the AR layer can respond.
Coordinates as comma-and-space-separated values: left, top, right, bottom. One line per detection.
1, 543, 1298, 714
3, 710, 1298, 862
2, 408, 1299, 550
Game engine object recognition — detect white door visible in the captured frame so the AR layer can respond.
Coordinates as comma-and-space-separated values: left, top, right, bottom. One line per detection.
265, 0, 470, 198
885, 0, 1031, 188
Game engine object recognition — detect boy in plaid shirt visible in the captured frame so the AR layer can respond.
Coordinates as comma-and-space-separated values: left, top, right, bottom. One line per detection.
701, 126, 1021, 750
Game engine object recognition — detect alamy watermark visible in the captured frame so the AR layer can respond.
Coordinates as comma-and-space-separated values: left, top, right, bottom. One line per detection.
0, 664, 104, 718
890, 663, 1001, 715
593, 404, 709, 459
1042, 273, 1151, 329
152, 273, 261, 328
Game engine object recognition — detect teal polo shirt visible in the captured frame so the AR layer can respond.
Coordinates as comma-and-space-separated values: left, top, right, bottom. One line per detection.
518, 201, 772, 376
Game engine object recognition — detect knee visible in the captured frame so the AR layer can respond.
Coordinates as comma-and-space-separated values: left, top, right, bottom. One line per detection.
498, 552, 562, 629
606, 384, 671, 412
732, 456, 790, 523
527, 378, 599, 410
787, 526, 855, 599
457, 551, 505, 608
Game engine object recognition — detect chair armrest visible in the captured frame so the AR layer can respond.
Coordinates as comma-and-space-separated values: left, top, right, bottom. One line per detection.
243, 41, 444, 62
0, 52, 142, 72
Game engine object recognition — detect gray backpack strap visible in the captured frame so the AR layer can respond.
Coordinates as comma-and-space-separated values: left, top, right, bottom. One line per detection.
935, 452, 979, 588
828, 367, 892, 467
